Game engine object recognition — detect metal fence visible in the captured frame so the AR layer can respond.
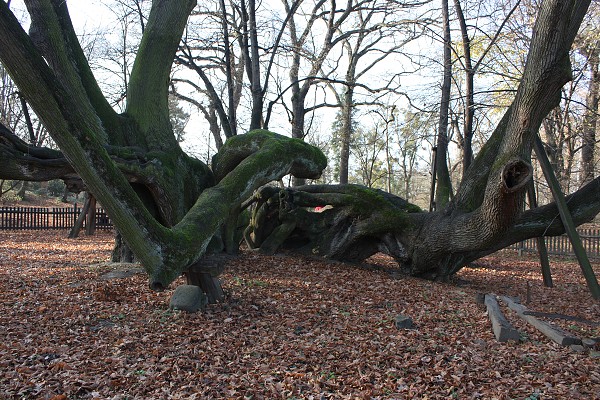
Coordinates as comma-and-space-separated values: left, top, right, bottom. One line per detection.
0, 206, 112, 230
510, 228, 600, 258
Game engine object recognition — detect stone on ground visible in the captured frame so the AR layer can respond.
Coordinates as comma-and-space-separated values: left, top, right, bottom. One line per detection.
169, 285, 208, 313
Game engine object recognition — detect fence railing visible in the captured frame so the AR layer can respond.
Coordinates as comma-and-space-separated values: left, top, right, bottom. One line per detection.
0, 206, 112, 230
1, 206, 598, 258
510, 228, 600, 258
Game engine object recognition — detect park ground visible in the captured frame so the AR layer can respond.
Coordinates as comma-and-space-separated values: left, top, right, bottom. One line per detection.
0, 230, 599, 399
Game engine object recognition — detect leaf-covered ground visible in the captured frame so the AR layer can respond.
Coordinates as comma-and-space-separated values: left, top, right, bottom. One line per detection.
0, 231, 598, 399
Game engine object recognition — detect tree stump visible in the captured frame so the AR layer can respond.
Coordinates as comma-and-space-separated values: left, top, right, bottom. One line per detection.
184, 254, 231, 304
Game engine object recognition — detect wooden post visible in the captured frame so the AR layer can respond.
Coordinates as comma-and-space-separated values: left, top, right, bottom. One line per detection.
184, 255, 229, 304
85, 195, 97, 236
69, 193, 91, 238
527, 183, 553, 288
533, 135, 600, 299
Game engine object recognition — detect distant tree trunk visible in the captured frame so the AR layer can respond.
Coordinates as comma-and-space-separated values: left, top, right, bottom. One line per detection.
338, 85, 355, 185
287, 11, 308, 187
290, 89, 307, 187
207, 102, 224, 150
246, 0, 263, 130
434, 0, 453, 209
219, 0, 237, 137
542, 109, 564, 178
453, 0, 474, 176
61, 186, 69, 202
17, 180, 27, 200
581, 44, 599, 185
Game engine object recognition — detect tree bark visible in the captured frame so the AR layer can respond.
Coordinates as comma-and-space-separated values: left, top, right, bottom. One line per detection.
338, 85, 355, 185
453, 0, 474, 175
581, 44, 599, 184
434, 0, 453, 209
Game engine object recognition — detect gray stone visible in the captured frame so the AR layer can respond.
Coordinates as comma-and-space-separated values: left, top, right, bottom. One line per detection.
169, 285, 208, 313
569, 344, 586, 353
582, 338, 599, 348
394, 314, 416, 330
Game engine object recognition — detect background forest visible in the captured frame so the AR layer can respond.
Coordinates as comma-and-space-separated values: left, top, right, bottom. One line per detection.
2, 0, 598, 210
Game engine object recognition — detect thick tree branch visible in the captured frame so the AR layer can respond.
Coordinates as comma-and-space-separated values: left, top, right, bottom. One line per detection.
466, 176, 600, 260
49, 0, 121, 140
0, 121, 79, 186
126, 0, 196, 149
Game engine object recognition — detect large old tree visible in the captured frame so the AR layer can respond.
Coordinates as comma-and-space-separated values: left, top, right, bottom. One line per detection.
1, 0, 599, 298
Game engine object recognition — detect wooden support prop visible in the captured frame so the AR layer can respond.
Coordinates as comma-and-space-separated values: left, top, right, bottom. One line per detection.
500, 296, 581, 346
533, 135, 600, 298
85, 195, 97, 236
185, 270, 224, 304
197, 273, 224, 304
527, 183, 553, 287
68, 193, 91, 238
522, 311, 600, 327
485, 294, 520, 342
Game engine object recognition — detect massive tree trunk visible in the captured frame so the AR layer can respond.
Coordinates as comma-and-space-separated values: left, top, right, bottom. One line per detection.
0, 0, 597, 297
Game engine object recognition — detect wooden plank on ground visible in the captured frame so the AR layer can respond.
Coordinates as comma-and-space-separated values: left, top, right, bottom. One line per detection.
500, 296, 581, 346
523, 311, 600, 327
485, 294, 520, 342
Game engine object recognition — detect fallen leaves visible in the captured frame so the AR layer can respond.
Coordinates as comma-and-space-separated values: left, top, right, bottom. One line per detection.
0, 230, 598, 399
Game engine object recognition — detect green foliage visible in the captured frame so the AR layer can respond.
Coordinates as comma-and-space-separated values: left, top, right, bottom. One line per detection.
46, 179, 65, 197
0, 190, 21, 205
